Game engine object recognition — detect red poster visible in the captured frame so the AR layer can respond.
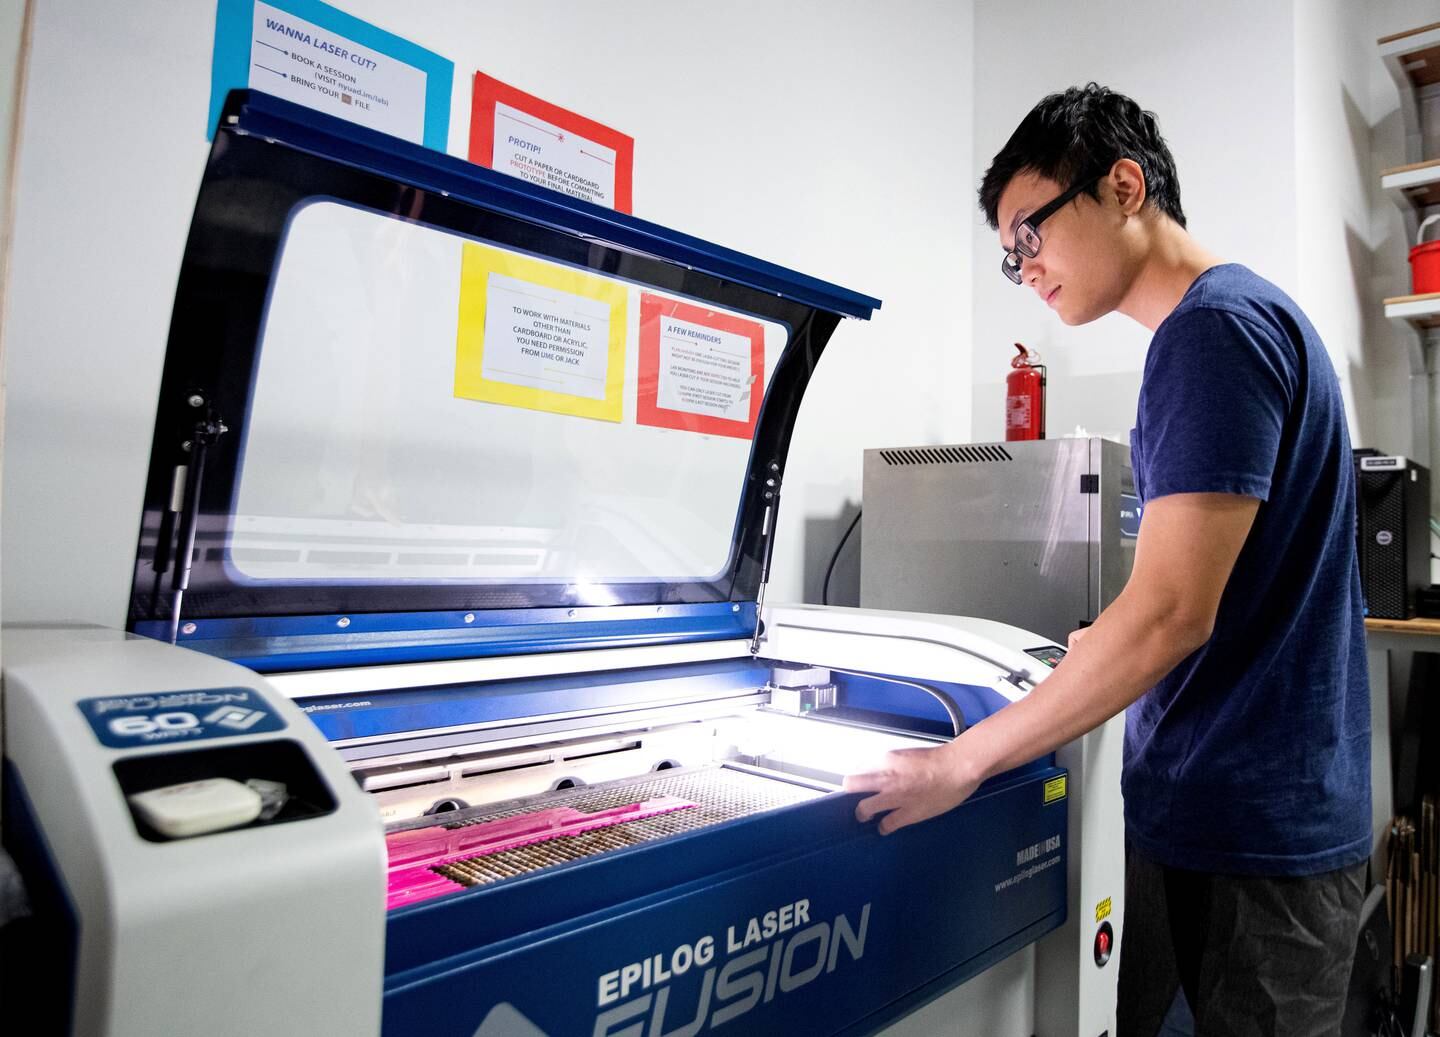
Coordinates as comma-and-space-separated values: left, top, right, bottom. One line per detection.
637, 294, 765, 440
470, 72, 634, 213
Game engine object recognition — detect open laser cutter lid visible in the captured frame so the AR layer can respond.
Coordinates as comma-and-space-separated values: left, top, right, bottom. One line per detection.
126, 91, 879, 670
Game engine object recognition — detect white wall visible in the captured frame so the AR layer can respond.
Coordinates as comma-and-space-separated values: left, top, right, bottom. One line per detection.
970, 0, 1300, 446
12, 1, 1424, 626
0, 4, 27, 288
1293, 0, 1374, 446
0, 1, 31, 632
0, 0, 974, 625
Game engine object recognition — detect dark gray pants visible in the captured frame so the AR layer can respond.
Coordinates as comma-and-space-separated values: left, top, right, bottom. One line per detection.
1117, 840, 1367, 1037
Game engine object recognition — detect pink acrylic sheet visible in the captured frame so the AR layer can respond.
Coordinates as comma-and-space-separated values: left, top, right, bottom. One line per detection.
385, 795, 697, 909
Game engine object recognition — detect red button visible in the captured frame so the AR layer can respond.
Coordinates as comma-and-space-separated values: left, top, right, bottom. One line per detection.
1098, 931, 1110, 955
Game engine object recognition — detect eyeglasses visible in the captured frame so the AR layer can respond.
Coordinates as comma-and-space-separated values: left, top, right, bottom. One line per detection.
1001, 171, 1106, 285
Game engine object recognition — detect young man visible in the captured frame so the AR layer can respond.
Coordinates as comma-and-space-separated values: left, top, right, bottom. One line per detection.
844, 84, 1370, 1035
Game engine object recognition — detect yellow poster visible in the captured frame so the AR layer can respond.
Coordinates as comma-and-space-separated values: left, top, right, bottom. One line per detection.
454, 243, 627, 422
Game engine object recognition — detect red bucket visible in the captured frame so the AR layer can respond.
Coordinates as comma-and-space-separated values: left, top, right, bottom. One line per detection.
1411, 215, 1440, 294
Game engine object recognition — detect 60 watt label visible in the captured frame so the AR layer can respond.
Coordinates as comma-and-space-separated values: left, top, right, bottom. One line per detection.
78, 687, 286, 748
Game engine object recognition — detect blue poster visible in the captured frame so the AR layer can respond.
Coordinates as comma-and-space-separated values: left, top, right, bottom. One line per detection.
209, 0, 453, 151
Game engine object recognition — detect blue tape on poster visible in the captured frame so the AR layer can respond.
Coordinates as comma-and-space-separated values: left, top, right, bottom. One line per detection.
209, 0, 453, 150
78, 687, 287, 749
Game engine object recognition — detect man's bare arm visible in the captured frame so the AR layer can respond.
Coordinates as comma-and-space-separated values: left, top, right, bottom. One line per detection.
844, 491, 1261, 835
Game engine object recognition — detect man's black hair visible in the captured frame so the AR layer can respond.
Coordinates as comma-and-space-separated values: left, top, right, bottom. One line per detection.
979, 83, 1186, 231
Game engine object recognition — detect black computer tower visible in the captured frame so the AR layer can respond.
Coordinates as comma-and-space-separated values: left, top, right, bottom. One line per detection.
1356, 455, 1430, 619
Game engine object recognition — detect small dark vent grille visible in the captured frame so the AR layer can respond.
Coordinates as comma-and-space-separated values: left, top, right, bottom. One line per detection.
1360, 471, 1407, 618
878, 445, 1013, 466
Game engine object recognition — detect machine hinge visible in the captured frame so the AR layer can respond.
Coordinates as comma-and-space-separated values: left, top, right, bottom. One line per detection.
167, 391, 229, 644
1080, 474, 1099, 494
750, 460, 783, 654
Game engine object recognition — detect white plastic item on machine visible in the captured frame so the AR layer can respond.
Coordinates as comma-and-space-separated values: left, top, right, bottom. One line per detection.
127, 777, 263, 838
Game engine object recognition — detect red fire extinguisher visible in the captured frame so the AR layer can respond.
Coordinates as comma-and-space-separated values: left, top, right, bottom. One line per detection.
1005, 343, 1046, 441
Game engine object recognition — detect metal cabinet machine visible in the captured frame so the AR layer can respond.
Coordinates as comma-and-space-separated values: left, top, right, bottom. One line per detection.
861, 437, 1136, 646
0, 92, 1120, 1037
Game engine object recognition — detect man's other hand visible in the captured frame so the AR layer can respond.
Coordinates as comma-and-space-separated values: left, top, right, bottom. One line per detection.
843, 744, 982, 836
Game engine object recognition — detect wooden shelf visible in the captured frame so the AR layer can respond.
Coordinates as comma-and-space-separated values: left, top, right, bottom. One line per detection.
1367, 617, 1440, 636
1378, 21, 1440, 46
1367, 616, 1440, 654
1384, 292, 1440, 331
1380, 22, 1440, 202
1382, 158, 1440, 211
1379, 22, 1440, 91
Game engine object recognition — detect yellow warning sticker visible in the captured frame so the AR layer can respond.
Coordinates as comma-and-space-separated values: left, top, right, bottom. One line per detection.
454, 242, 627, 423
1043, 775, 1067, 804
1096, 896, 1112, 923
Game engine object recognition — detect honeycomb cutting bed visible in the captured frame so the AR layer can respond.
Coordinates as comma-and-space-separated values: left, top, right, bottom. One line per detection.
402, 765, 826, 892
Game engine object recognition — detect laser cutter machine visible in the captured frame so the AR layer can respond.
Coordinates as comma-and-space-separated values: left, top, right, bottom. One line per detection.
0, 91, 1121, 1037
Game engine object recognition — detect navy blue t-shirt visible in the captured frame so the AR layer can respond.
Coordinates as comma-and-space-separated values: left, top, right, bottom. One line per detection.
1124, 263, 1370, 877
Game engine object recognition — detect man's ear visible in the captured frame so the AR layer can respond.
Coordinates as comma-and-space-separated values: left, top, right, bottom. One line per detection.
1108, 158, 1147, 217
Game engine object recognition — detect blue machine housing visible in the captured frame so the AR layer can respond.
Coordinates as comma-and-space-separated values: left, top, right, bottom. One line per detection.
292, 654, 1068, 1034
382, 765, 1067, 1037
304, 661, 1014, 752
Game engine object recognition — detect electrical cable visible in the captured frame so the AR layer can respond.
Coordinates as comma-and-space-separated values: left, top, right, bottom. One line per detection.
822, 509, 862, 606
